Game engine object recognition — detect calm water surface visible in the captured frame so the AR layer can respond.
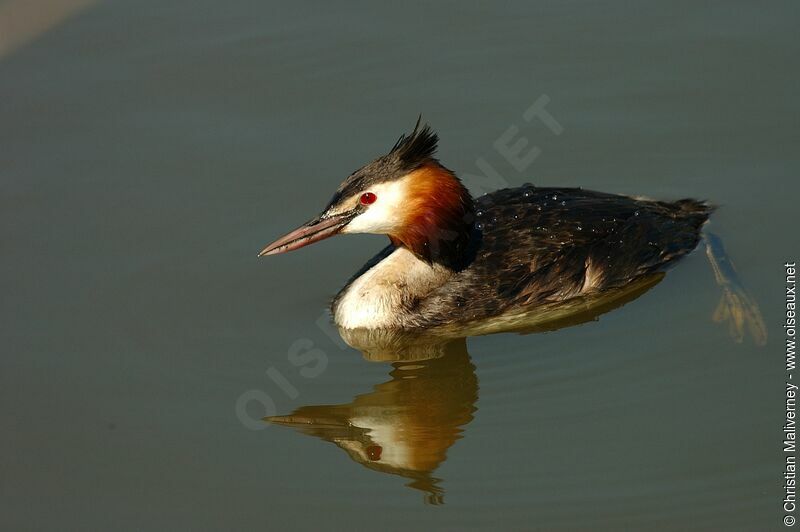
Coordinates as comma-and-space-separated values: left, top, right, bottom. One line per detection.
2, 1, 798, 530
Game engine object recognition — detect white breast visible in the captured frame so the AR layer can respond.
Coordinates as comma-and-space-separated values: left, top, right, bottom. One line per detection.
333, 247, 452, 329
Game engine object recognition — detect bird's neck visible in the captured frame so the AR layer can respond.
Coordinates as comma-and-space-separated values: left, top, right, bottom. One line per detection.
333, 246, 454, 329
388, 163, 476, 271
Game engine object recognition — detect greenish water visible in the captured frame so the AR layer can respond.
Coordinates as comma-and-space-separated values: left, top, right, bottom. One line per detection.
2, 1, 798, 530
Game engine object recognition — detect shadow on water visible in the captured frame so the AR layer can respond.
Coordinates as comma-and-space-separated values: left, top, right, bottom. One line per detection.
265, 274, 667, 504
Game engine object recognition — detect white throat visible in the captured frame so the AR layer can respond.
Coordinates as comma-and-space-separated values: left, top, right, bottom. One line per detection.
333, 247, 452, 329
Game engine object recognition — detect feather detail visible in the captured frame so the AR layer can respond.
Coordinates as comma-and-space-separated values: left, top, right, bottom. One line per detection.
388, 163, 474, 268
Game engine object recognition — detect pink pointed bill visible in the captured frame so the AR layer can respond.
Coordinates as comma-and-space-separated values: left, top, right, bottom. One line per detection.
258, 213, 352, 257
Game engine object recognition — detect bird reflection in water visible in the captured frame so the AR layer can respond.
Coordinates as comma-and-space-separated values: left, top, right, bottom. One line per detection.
269, 339, 474, 504
265, 274, 669, 504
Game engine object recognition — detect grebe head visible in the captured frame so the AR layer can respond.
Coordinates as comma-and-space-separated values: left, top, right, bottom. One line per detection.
259, 119, 475, 266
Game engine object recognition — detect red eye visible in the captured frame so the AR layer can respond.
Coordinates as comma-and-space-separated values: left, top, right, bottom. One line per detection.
359, 192, 377, 205
366, 445, 382, 461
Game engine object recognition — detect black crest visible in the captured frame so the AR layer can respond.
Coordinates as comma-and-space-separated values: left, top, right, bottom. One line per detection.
389, 117, 439, 171
323, 117, 441, 212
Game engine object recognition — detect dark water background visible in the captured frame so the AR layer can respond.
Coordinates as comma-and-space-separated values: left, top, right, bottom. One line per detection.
2, 1, 799, 530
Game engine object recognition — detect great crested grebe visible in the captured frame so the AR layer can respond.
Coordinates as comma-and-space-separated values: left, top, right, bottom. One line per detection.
259, 121, 747, 332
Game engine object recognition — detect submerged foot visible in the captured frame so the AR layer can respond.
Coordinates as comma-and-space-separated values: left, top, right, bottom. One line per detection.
704, 232, 767, 346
